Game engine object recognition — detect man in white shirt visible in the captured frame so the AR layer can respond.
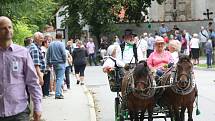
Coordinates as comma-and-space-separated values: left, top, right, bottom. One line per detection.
116, 29, 144, 67
137, 33, 148, 60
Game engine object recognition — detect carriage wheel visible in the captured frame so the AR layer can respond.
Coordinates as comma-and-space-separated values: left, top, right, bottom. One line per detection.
115, 97, 125, 121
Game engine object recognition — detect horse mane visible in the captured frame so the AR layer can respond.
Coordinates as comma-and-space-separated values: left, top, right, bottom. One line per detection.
178, 54, 191, 63
133, 60, 149, 80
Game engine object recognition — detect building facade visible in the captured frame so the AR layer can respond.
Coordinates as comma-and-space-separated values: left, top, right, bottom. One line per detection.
149, 0, 215, 21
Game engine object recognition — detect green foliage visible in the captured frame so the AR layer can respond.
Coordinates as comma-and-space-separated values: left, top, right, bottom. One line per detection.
20, 0, 58, 30
13, 21, 33, 46
0, 0, 60, 45
0, 0, 58, 31
197, 64, 215, 68
61, 0, 165, 41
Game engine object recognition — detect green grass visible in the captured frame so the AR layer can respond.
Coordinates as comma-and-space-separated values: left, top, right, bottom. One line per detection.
197, 64, 215, 68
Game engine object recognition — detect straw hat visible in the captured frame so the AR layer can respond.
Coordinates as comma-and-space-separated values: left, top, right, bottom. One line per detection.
155, 36, 165, 43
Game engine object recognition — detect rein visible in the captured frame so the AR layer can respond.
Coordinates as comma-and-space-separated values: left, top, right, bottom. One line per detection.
170, 61, 196, 95
125, 69, 156, 99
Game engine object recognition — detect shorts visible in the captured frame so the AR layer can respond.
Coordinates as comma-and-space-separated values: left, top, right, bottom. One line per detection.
74, 64, 86, 76
191, 48, 199, 59
50, 68, 56, 81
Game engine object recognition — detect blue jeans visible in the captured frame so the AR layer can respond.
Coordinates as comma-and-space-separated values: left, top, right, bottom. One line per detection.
206, 53, 212, 66
53, 64, 65, 97
0, 107, 30, 121
88, 53, 97, 66
42, 70, 50, 96
65, 66, 71, 89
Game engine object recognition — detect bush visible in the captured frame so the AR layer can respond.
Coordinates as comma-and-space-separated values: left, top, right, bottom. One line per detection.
13, 21, 35, 46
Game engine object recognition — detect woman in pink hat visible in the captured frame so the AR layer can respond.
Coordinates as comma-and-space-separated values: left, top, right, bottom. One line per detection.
147, 36, 174, 77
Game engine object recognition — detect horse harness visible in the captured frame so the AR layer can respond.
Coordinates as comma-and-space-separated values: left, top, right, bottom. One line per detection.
170, 64, 196, 95
124, 68, 156, 100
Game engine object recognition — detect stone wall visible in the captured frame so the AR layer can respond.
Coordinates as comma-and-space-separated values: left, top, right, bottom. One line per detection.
115, 20, 214, 36
191, 0, 215, 20
149, 0, 215, 21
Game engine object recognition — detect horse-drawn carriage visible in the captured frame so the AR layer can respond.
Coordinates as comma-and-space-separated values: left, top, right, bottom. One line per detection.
107, 56, 199, 121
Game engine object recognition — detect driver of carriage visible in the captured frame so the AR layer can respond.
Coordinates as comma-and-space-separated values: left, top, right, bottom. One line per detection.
115, 29, 144, 68
102, 44, 125, 73
147, 36, 174, 77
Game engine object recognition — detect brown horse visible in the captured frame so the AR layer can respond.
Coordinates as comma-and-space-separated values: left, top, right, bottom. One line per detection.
160, 55, 198, 121
121, 61, 155, 121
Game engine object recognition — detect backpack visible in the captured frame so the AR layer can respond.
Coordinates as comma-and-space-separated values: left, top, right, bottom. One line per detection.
120, 42, 138, 63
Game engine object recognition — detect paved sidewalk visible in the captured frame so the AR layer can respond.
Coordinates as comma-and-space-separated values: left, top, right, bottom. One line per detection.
41, 81, 91, 121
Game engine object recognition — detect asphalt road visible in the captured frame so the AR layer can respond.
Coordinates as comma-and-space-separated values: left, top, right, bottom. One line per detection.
85, 66, 215, 121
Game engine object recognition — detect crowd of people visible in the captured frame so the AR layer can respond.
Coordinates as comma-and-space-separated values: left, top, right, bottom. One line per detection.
25, 34, 100, 100
0, 16, 102, 120
0, 14, 214, 121
0, 16, 102, 121
102, 22, 215, 73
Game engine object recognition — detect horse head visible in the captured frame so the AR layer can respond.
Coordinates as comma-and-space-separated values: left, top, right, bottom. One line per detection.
175, 55, 193, 89
133, 61, 152, 90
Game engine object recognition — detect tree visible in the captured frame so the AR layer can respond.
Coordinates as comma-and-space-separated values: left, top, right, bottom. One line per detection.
13, 21, 33, 46
61, 0, 165, 44
0, 0, 58, 29
0, 0, 59, 44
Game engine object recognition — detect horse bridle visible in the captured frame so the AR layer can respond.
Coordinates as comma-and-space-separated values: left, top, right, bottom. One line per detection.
133, 70, 156, 98
133, 67, 155, 87
170, 61, 195, 95
126, 68, 156, 99
134, 73, 153, 86
175, 60, 193, 81
176, 72, 192, 83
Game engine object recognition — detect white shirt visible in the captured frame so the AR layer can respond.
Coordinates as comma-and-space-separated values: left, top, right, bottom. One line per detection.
102, 57, 125, 68
41, 46, 48, 69
41, 46, 47, 57
65, 50, 70, 67
199, 30, 209, 43
86, 42, 95, 54
190, 38, 200, 49
115, 43, 144, 64
137, 38, 148, 60
171, 51, 179, 64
